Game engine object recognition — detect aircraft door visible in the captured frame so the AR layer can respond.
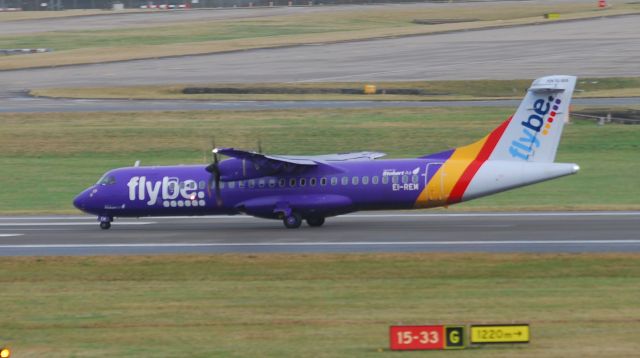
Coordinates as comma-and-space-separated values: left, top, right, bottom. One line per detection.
425, 162, 445, 202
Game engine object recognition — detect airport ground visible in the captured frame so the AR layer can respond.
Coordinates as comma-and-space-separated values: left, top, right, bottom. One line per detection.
1, 2, 640, 356
1, 253, 640, 357
1, 1, 638, 70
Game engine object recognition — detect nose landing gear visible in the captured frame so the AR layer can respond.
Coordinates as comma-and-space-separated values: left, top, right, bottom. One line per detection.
98, 215, 113, 230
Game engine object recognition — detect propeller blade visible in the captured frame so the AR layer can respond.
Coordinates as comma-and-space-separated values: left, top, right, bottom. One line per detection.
214, 172, 223, 206
205, 148, 223, 206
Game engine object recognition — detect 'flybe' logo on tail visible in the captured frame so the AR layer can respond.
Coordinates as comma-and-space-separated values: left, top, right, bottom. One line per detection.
509, 96, 562, 160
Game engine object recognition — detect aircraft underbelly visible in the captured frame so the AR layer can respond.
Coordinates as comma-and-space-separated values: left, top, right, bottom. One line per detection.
237, 194, 354, 218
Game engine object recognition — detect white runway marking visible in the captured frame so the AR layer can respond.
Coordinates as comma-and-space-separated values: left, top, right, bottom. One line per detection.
0, 212, 638, 221
340, 212, 640, 218
0, 222, 156, 226
2, 240, 640, 249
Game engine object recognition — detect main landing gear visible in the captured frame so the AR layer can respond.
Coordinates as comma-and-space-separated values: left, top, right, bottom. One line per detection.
99, 215, 112, 230
283, 212, 302, 229
306, 217, 325, 227
281, 213, 326, 229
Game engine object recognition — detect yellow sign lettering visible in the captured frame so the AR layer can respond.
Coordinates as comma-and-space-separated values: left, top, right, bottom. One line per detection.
470, 324, 530, 344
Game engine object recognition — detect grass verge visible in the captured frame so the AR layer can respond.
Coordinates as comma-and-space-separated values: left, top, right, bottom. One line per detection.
0, 9, 129, 21
29, 77, 640, 101
0, 106, 639, 214
1, 253, 639, 357
1, 2, 638, 70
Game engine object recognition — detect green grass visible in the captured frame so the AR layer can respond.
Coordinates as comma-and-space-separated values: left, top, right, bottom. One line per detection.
0, 3, 603, 51
1, 253, 639, 357
30, 77, 640, 101
0, 22, 340, 52
0, 106, 638, 213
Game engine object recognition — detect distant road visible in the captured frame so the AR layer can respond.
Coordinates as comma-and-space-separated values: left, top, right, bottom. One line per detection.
1, 96, 638, 113
1, 212, 639, 256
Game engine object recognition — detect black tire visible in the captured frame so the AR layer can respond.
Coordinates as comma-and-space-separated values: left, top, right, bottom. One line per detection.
100, 221, 111, 230
306, 217, 325, 227
283, 212, 302, 229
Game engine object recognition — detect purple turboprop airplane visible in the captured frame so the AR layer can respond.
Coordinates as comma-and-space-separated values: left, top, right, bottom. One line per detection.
74, 75, 580, 229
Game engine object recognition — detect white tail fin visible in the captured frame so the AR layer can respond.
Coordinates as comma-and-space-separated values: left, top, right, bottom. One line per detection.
489, 75, 577, 163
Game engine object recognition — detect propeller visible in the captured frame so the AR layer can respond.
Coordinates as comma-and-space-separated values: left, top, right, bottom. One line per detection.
254, 137, 263, 171
205, 147, 223, 206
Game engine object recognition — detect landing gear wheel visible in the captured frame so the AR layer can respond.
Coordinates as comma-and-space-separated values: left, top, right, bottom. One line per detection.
100, 221, 111, 230
306, 217, 325, 227
283, 212, 302, 229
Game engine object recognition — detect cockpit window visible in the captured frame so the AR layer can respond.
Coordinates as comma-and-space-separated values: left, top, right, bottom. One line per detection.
96, 174, 116, 186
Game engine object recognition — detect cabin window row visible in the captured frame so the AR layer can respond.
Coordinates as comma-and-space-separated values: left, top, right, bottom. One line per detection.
199, 175, 420, 190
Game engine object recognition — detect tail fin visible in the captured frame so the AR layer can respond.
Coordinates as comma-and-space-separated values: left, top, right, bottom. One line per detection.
415, 75, 578, 207
489, 75, 577, 162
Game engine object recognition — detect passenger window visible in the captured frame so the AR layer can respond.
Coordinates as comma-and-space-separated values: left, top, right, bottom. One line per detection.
279, 178, 286, 187
341, 177, 349, 185
362, 176, 369, 185
331, 177, 338, 186
239, 181, 246, 189
372, 176, 379, 184
268, 178, 276, 188
382, 176, 389, 185
290, 178, 296, 187
321, 177, 327, 186
219, 181, 225, 189
392, 176, 399, 184
402, 175, 409, 184
310, 178, 317, 186
300, 178, 306, 187
198, 180, 206, 190
258, 179, 265, 188
228, 181, 235, 189
352, 176, 359, 185
412, 175, 419, 183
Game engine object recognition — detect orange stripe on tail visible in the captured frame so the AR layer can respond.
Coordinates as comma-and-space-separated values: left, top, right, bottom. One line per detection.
447, 118, 511, 204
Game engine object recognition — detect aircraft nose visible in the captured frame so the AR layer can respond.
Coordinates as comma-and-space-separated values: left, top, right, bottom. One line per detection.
73, 191, 86, 210
73, 188, 93, 211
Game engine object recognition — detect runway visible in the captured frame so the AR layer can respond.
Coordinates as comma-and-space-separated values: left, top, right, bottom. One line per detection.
1, 212, 639, 256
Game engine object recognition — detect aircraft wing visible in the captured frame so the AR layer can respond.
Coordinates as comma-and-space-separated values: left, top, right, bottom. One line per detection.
217, 148, 385, 166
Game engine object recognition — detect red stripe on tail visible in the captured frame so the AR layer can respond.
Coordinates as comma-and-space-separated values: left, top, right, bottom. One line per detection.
447, 118, 511, 204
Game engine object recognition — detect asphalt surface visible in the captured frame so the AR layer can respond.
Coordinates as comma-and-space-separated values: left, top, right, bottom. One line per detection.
0, 1, 579, 35
2, 96, 638, 113
2, 15, 639, 94
1, 212, 639, 256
